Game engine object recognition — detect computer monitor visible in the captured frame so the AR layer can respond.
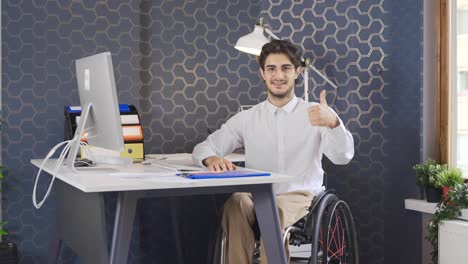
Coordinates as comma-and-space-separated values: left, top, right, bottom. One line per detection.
66, 52, 125, 172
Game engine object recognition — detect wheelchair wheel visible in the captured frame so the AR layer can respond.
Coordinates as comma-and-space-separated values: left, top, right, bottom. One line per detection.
309, 193, 339, 264
318, 200, 358, 264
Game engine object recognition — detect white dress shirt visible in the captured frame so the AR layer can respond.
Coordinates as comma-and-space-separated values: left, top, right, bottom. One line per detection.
192, 96, 354, 195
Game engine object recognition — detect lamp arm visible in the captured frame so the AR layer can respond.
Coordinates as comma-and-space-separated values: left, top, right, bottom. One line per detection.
302, 58, 337, 102
304, 58, 338, 89
264, 27, 280, 40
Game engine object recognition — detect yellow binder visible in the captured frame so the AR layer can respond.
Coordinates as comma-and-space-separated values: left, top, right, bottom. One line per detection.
120, 143, 144, 161
80, 143, 144, 162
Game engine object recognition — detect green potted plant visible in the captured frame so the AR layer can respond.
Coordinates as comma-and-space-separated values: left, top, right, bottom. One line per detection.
435, 167, 464, 199
0, 215, 15, 263
0, 116, 18, 263
0, 166, 17, 264
427, 182, 468, 264
414, 160, 448, 202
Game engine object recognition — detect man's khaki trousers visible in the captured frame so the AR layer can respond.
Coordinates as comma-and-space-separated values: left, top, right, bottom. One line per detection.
221, 191, 314, 264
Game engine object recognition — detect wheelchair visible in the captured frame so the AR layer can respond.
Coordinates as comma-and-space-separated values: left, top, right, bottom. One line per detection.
211, 188, 359, 264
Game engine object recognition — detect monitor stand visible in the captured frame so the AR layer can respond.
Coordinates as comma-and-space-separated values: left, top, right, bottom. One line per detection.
65, 103, 126, 173
66, 103, 92, 173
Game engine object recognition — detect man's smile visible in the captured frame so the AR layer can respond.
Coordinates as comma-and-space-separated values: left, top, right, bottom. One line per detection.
271, 80, 287, 86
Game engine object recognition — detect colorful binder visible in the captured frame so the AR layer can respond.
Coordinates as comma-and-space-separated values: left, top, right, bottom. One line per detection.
64, 104, 145, 161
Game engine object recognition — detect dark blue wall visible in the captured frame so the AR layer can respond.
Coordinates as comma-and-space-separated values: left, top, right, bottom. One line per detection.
261, 1, 422, 263
386, 1, 423, 263
2, 1, 423, 263
2, 1, 261, 263
2, 1, 141, 263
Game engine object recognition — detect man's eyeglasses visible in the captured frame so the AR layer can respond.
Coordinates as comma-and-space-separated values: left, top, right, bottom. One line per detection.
264, 65, 295, 75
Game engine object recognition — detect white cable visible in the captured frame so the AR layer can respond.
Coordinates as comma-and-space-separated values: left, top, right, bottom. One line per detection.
33, 136, 133, 208
32, 138, 77, 209
33, 139, 73, 209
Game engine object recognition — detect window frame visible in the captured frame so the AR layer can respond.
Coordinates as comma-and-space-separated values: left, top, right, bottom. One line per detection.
436, 0, 450, 165
437, 0, 468, 176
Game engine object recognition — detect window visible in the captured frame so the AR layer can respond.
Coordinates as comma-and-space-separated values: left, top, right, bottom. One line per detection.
454, 0, 468, 176
458, 8, 468, 35
436, 0, 468, 177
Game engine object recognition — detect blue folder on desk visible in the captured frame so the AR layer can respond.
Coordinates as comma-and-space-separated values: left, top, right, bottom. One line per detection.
180, 169, 271, 179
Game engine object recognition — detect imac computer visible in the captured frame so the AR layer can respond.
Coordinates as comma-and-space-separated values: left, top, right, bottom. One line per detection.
33, 52, 125, 208
66, 52, 125, 172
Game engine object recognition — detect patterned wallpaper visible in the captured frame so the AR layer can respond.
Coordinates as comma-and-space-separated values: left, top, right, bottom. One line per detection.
2, 1, 142, 263
2, 0, 422, 263
259, 0, 422, 263
261, 1, 391, 263
2, 0, 261, 263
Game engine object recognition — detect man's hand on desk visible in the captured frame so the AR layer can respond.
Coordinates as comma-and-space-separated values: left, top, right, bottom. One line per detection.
203, 156, 237, 172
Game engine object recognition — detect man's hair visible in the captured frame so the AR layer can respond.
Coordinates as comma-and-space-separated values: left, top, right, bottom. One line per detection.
258, 39, 303, 70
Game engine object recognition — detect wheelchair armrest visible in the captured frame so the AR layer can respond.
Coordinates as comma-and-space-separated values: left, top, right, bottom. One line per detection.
308, 189, 336, 215
301, 189, 339, 234
253, 189, 338, 240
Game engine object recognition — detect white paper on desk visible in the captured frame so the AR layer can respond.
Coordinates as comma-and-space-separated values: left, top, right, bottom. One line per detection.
148, 176, 193, 183
110, 164, 174, 177
147, 159, 201, 171
146, 153, 192, 160
110, 172, 176, 179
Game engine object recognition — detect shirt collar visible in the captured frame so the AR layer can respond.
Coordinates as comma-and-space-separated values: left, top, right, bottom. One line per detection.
265, 96, 299, 114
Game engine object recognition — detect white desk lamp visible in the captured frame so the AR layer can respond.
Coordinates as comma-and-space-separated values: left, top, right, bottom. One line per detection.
234, 18, 338, 102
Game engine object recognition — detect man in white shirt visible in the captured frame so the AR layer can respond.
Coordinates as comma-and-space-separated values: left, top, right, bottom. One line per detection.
192, 39, 354, 264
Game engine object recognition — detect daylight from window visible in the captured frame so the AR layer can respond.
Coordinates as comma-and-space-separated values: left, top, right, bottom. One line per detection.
457, 0, 468, 176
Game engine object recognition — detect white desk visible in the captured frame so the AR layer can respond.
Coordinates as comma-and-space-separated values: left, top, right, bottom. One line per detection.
32, 154, 291, 264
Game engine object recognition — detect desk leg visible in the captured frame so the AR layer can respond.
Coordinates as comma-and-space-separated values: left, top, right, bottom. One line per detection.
54, 181, 109, 263
252, 185, 287, 264
110, 191, 139, 264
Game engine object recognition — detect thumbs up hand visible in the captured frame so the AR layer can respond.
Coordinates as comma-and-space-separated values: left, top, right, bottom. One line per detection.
308, 90, 339, 128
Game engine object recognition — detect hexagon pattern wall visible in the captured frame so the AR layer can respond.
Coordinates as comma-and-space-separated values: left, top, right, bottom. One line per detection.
2, 1, 143, 263
260, 1, 392, 262
2, 0, 422, 263
2, 0, 261, 263
137, 0, 264, 154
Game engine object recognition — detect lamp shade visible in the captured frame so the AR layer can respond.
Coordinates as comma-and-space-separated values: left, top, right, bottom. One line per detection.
234, 25, 270, 56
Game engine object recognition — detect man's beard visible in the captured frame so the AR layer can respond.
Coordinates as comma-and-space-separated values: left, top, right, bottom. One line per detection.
266, 82, 294, 99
